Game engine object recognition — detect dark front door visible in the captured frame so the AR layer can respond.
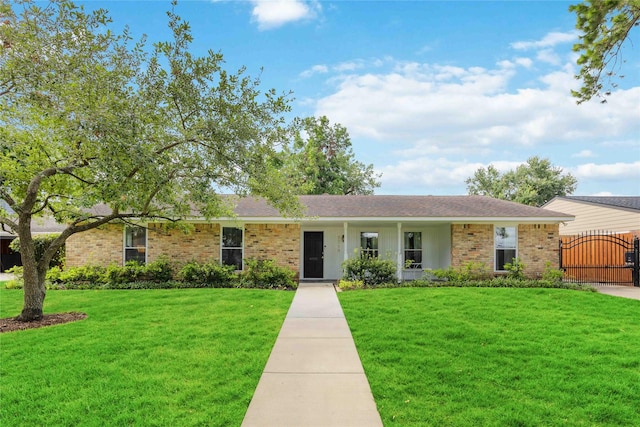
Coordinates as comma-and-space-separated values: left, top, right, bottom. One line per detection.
304, 232, 324, 279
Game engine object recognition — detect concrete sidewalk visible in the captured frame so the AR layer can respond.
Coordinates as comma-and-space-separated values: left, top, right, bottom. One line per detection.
241, 283, 383, 427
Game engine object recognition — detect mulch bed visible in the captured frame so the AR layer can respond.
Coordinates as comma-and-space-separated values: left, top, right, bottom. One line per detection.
0, 312, 87, 333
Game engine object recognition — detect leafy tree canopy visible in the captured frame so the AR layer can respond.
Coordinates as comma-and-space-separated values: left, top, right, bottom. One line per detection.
465, 156, 577, 206
570, 0, 640, 103
0, 0, 301, 320
282, 116, 381, 195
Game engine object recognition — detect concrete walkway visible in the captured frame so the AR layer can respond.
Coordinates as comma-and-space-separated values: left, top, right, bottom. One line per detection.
596, 285, 640, 300
241, 283, 383, 427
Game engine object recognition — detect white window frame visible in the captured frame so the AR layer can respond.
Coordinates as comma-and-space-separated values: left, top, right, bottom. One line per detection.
221, 226, 244, 270
360, 231, 379, 258
403, 231, 422, 269
494, 225, 517, 272
123, 225, 147, 265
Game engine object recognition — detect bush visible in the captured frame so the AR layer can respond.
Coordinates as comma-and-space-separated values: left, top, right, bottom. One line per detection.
431, 261, 492, 282
9, 233, 65, 268
337, 279, 364, 291
177, 261, 236, 288
239, 259, 297, 289
503, 258, 526, 279
542, 261, 564, 282
342, 254, 397, 287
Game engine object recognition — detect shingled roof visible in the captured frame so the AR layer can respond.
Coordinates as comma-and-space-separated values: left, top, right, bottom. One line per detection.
231, 195, 573, 220
547, 196, 640, 212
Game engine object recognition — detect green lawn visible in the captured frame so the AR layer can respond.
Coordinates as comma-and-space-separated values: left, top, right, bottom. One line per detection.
339, 287, 640, 426
0, 288, 293, 426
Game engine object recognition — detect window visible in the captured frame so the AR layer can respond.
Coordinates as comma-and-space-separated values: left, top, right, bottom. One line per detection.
124, 226, 146, 264
360, 232, 379, 258
404, 232, 422, 268
222, 227, 243, 270
495, 226, 516, 271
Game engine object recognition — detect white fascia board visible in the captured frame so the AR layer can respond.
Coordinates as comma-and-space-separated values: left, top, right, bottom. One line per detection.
186, 216, 574, 224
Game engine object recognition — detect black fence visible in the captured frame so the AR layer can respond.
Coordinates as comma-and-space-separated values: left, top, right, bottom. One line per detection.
559, 231, 639, 287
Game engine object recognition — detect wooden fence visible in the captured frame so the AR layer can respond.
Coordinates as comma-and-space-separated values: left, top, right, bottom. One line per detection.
560, 231, 637, 286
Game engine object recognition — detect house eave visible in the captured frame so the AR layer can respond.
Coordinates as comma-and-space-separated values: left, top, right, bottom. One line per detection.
179, 215, 574, 224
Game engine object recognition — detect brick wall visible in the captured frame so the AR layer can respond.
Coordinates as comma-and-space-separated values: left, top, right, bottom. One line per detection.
147, 223, 220, 267
66, 224, 123, 267
518, 224, 559, 278
66, 222, 301, 277
450, 224, 493, 269
244, 223, 300, 274
450, 223, 560, 278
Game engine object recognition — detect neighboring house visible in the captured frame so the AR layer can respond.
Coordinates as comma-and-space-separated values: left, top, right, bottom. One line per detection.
0, 217, 66, 272
543, 196, 640, 236
65, 195, 573, 281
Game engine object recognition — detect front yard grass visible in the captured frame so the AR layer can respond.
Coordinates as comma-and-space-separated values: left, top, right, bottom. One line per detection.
339, 287, 640, 426
0, 288, 293, 426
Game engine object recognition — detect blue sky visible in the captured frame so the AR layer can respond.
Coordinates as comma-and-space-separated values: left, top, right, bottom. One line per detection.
83, 0, 639, 197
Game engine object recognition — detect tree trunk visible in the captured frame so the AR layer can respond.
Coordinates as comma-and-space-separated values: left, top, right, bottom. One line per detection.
16, 214, 46, 322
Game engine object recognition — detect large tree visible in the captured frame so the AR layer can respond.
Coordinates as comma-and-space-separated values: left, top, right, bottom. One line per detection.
466, 157, 577, 206
0, 0, 300, 321
282, 116, 381, 195
570, 0, 640, 103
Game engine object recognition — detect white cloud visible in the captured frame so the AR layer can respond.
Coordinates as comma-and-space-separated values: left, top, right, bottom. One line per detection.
511, 31, 577, 50
251, 0, 319, 30
573, 161, 640, 180
536, 49, 561, 65
313, 58, 640, 151
572, 150, 595, 158
299, 64, 328, 78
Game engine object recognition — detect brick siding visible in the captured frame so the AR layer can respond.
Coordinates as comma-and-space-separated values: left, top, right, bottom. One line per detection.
518, 224, 559, 278
450, 223, 559, 278
66, 224, 123, 267
66, 222, 300, 277
147, 223, 220, 267
244, 223, 300, 273
451, 224, 494, 269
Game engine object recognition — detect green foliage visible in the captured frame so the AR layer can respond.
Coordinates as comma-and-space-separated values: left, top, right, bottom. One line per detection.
342, 254, 397, 286
570, 0, 640, 103
1, 0, 302, 318
239, 258, 297, 289
466, 156, 577, 206
542, 261, 565, 282
431, 261, 492, 282
337, 279, 365, 291
281, 116, 381, 195
9, 234, 65, 268
4, 266, 23, 289
503, 257, 526, 279
177, 260, 237, 288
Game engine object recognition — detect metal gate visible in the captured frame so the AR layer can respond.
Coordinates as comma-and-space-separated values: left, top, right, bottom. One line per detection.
559, 231, 639, 287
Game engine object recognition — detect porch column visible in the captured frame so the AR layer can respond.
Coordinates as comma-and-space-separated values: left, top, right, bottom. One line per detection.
343, 222, 349, 262
397, 222, 403, 282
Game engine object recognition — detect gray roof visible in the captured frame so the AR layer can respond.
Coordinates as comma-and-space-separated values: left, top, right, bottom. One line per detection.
232, 195, 573, 219
549, 196, 640, 212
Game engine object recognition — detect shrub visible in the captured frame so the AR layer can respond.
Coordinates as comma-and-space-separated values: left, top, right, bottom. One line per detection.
9, 233, 65, 268
239, 259, 297, 289
57, 265, 107, 285
503, 258, 526, 279
4, 266, 23, 289
342, 254, 397, 287
541, 261, 564, 282
177, 261, 236, 288
337, 279, 364, 291
431, 261, 492, 282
